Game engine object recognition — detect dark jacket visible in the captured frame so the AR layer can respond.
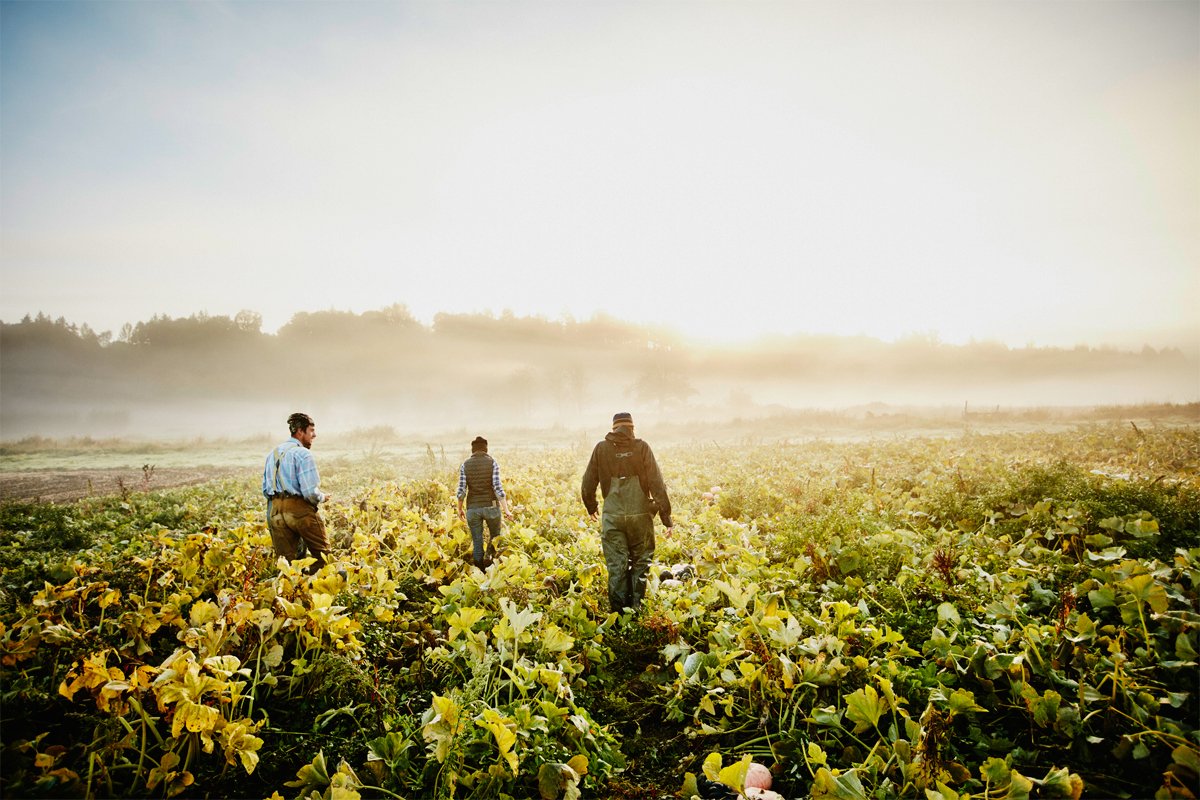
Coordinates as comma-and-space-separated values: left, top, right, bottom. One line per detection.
581, 429, 672, 527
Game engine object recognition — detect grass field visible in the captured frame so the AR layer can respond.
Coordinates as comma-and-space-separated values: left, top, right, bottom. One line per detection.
0, 412, 1197, 799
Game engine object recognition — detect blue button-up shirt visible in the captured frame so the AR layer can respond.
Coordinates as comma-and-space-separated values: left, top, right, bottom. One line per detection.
262, 437, 326, 505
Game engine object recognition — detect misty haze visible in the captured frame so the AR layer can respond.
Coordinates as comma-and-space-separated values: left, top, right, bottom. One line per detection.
1, 307, 1196, 442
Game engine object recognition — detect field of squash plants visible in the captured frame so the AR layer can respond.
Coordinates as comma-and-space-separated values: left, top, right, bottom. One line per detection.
1, 422, 1197, 800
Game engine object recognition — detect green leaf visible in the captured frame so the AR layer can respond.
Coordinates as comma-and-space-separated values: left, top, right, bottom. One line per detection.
538, 762, 582, 800
937, 603, 961, 627
285, 750, 330, 793
1031, 690, 1062, 728
1127, 517, 1159, 538
1007, 768, 1034, 800
811, 705, 844, 727
948, 689, 986, 715
1087, 586, 1116, 609
1122, 574, 1169, 614
1176, 632, 1198, 660
366, 731, 413, 768
811, 767, 868, 800
980, 757, 1010, 784
1087, 547, 1127, 563
1172, 744, 1200, 773
926, 782, 960, 800
845, 685, 885, 733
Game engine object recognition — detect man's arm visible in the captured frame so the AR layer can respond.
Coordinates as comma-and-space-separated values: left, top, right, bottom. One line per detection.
295, 450, 326, 506
492, 461, 512, 518
456, 463, 467, 519
581, 446, 601, 517
262, 450, 275, 498
642, 443, 672, 529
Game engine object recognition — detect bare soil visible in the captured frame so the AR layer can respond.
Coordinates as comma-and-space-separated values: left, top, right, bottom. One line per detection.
0, 467, 243, 504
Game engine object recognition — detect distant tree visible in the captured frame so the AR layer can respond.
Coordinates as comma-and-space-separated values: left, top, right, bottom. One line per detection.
379, 303, 419, 326
565, 365, 587, 415
630, 351, 696, 412
498, 367, 538, 419
235, 310, 263, 334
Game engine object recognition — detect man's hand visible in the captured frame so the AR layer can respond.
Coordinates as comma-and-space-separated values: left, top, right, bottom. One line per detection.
663, 526, 674, 537
589, 511, 599, 522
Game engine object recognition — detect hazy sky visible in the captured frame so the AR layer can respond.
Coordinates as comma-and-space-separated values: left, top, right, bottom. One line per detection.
1, 0, 1197, 350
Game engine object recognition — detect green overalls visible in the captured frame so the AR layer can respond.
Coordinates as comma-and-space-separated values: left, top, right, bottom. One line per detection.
601, 473, 656, 612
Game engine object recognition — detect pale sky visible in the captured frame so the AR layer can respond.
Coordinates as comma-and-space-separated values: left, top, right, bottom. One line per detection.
1, 0, 1197, 350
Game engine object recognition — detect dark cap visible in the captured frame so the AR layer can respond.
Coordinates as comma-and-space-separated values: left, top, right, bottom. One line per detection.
612, 412, 633, 428
471, 436, 487, 452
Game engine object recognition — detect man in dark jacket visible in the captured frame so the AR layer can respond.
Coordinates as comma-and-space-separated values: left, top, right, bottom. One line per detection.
581, 412, 673, 612
456, 436, 511, 570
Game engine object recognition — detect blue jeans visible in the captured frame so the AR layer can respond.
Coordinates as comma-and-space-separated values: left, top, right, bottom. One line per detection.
466, 505, 502, 568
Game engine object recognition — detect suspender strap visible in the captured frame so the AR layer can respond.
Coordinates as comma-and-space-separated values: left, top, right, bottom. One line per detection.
273, 442, 300, 496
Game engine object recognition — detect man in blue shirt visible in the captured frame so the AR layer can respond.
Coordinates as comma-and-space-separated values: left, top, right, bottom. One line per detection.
456, 436, 511, 569
262, 412, 332, 572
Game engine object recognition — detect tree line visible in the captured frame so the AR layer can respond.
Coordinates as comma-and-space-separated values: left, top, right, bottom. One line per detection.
1, 307, 1195, 438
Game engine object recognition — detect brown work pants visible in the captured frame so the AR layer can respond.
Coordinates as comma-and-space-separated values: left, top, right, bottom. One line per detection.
267, 496, 329, 572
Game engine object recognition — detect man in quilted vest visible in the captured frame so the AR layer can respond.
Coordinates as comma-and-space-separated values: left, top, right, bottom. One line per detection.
456, 436, 511, 570
581, 412, 673, 612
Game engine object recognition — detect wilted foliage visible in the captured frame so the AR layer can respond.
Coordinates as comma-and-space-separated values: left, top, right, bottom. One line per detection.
0, 424, 1197, 798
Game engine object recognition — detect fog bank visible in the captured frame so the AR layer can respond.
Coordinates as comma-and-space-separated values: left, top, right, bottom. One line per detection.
2, 309, 1196, 440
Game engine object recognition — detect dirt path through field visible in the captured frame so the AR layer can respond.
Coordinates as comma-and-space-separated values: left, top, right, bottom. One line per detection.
0, 467, 245, 504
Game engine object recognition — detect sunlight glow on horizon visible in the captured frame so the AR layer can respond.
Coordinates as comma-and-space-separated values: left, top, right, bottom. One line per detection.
1, 1, 1197, 354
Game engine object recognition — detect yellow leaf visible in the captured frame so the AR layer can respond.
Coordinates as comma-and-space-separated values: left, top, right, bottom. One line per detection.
189, 600, 221, 627
264, 644, 285, 668
702, 752, 723, 781
58, 677, 80, 701
447, 607, 488, 641
717, 755, 752, 792
478, 709, 518, 775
